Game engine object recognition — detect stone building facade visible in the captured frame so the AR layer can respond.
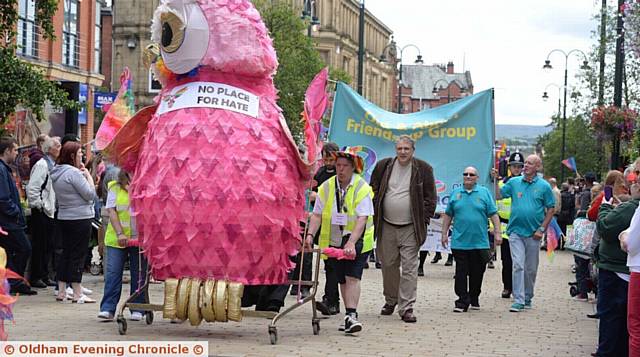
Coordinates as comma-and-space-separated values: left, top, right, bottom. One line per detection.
283, 0, 397, 110
111, 0, 397, 111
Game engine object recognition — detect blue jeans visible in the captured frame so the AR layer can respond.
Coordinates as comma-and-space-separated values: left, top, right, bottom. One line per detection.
99, 246, 147, 314
509, 233, 540, 305
596, 268, 628, 357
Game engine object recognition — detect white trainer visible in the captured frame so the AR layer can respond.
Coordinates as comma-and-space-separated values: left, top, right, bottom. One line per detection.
98, 311, 114, 321
130, 312, 143, 321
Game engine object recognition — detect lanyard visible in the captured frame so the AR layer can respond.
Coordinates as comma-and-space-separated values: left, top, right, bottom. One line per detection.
335, 177, 347, 232
335, 177, 344, 213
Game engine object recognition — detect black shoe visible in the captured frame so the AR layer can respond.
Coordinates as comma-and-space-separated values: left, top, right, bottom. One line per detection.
29, 279, 48, 288
587, 313, 599, 319
300, 287, 311, 299
417, 267, 424, 277
487, 261, 495, 269
363, 262, 369, 269
328, 304, 340, 315
501, 289, 511, 298
42, 278, 57, 287
430, 256, 441, 264
10, 284, 38, 296
375, 262, 382, 269
315, 300, 331, 315
444, 257, 453, 266
289, 286, 299, 296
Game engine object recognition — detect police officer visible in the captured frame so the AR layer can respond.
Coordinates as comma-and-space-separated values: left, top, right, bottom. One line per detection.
493, 152, 524, 298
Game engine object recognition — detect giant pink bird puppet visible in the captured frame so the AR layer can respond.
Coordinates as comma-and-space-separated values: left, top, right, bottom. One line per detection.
102, 0, 328, 323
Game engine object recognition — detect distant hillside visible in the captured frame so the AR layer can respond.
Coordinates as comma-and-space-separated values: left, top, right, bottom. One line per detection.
496, 124, 552, 140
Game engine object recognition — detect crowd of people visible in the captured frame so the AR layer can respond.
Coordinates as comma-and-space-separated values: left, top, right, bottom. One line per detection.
0, 134, 146, 321
0, 132, 639, 355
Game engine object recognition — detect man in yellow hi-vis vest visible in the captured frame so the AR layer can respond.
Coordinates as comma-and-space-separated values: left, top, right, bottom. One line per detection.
494, 152, 523, 299
305, 148, 374, 335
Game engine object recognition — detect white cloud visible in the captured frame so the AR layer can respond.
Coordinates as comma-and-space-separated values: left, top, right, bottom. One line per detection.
363, 0, 597, 125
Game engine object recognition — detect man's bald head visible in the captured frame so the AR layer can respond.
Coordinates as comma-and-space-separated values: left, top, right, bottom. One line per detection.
523, 154, 542, 178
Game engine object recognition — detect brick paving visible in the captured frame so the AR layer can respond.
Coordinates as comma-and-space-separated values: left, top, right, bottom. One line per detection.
9, 250, 596, 356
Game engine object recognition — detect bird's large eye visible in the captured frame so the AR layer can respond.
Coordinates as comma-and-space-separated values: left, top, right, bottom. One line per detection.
160, 12, 184, 54
151, 2, 209, 75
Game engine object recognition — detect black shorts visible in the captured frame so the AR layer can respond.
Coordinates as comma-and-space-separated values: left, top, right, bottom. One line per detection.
333, 236, 370, 283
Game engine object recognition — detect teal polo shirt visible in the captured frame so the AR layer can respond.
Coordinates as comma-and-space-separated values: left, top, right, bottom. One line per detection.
445, 185, 497, 250
500, 175, 556, 237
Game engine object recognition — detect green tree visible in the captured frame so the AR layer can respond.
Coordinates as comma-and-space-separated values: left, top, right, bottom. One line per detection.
254, 1, 351, 142
0, 0, 78, 129
538, 115, 605, 180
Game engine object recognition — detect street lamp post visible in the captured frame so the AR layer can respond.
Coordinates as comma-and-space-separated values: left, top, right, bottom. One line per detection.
542, 49, 590, 183
380, 39, 423, 114
301, 0, 320, 38
542, 83, 563, 119
432, 78, 451, 103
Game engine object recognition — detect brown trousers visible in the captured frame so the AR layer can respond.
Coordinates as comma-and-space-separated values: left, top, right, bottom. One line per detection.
377, 221, 419, 315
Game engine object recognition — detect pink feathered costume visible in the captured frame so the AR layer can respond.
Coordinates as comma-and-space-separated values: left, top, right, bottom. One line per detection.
119, 0, 309, 285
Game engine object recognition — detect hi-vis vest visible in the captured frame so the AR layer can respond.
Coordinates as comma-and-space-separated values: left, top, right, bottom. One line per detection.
495, 180, 511, 239
104, 181, 131, 248
317, 175, 374, 258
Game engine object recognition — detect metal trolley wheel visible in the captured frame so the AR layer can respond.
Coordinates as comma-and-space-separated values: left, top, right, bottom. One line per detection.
268, 326, 278, 345
312, 319, 320, 335
117, 317, 128, 335
145, 312, 154, 325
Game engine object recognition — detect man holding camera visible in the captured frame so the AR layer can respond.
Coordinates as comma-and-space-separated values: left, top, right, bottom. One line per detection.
305, 148, 374, 335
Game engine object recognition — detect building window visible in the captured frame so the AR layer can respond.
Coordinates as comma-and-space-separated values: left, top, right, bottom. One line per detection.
94, 1, 104, 73
63, 0, 80, 68
17, 0, 38, 58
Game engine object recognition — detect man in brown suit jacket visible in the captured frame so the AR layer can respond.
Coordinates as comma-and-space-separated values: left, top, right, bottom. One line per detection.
370, 135, 437, 323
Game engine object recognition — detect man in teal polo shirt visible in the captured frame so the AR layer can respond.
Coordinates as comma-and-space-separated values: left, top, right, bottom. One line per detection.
442, 166, 502, 312
494, 154, 556, 312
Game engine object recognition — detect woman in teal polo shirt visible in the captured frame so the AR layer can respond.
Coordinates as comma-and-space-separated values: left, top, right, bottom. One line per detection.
442, 166, 502, 312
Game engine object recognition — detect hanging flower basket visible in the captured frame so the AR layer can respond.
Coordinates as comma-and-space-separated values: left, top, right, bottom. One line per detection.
590, 105, 638, 142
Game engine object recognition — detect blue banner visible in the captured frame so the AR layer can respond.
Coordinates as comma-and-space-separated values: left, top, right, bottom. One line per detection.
94, 91, 117, 109
329, 83, 495, 212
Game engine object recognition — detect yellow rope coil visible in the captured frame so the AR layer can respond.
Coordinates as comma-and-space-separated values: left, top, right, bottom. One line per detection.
162, 278, 179, 320
214, 280, 228, 322
188, 279, 203, 326
175, 278, 192, 321
200, 280, 216, 323
227, 282, 244, 322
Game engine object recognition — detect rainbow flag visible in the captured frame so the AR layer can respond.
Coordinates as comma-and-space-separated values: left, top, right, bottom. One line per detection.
95, 68, 136, 150
496, 142, 507, 158
562, 157, 577, 172
546, 217, 563, 261
302, 68, 329, 166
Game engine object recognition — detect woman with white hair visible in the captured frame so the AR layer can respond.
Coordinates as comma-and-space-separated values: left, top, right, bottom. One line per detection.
26, 136, 61, 288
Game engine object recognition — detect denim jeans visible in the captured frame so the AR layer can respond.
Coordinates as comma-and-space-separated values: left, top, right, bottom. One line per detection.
596, 268, 628, 357
509, 233, 540, 305
99, 246, 147, 314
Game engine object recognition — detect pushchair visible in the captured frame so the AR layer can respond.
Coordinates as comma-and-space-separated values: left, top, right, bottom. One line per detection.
565, 217, 599, 297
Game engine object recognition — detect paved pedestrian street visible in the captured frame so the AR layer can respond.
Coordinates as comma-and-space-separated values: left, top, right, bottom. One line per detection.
10, 250, 596, 356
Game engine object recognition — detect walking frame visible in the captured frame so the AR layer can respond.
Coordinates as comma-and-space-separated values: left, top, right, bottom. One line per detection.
115, 235, 323, 345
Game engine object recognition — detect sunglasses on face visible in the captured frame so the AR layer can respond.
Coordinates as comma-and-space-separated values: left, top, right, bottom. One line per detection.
463, 173, 477, 177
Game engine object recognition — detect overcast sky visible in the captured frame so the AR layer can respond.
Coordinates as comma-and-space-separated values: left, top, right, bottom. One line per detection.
364, 0, 599, 126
